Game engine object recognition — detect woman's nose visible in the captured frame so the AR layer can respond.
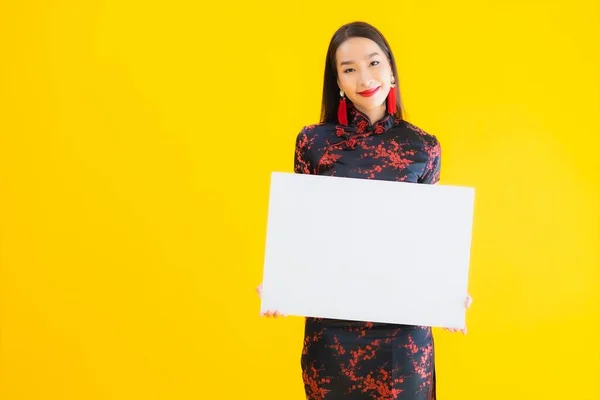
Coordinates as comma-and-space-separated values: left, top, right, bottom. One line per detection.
359, 72, 374, 87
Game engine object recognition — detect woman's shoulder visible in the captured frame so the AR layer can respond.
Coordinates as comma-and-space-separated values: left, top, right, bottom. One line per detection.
294, 122, 336, 148
297, 121, 336, 137
398, 119, 440, 147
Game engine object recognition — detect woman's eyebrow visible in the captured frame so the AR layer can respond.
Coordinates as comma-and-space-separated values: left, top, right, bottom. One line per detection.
339, 52, 380, 66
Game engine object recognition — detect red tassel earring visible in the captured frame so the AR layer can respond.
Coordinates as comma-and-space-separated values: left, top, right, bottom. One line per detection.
337, 90, 348, 126
387, 76, 397, 115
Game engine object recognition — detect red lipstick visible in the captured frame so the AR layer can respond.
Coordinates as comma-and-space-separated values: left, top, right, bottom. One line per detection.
357, 86, 380, 97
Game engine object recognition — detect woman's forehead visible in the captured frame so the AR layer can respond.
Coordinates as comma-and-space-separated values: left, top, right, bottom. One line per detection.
336, 37, 383, 63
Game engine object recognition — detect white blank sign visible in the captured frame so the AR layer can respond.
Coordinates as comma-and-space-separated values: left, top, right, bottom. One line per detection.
260, 172, 475, 329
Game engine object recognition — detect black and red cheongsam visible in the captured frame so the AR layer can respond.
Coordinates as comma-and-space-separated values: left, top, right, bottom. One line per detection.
293, 105, 441, 400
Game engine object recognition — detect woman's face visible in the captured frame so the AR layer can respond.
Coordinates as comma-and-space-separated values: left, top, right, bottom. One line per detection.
335, 37, 394, 115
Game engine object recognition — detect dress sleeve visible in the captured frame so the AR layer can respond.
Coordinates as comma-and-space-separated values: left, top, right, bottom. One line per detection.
418, 136, 441, 184
294, 127, 314, 175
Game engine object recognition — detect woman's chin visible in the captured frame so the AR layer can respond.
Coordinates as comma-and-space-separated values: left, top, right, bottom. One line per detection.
352, 98, 385, 112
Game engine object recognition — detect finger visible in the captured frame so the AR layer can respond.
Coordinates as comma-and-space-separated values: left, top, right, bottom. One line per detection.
461, 327, 467, 335
273, 310, 280, 318
465, 295, 473, 308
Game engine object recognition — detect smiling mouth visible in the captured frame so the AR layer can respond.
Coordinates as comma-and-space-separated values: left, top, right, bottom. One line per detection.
357, 87, 380, 97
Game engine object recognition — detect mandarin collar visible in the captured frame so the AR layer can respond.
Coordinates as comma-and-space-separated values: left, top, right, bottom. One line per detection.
336, 104, 398, 138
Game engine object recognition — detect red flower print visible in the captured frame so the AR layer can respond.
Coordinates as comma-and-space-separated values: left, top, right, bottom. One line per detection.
357, 120, 368, 133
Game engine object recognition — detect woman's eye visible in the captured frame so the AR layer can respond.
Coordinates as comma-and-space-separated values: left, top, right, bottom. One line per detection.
343, 68, 355, 73
370, 61, 380, 66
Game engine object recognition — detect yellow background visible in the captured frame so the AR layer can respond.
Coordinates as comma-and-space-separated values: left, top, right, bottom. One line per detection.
1, 0, 598, 399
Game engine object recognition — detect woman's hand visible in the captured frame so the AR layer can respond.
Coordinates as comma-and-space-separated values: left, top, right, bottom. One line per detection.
256, 283, 286, 317
445, 293, 473, 335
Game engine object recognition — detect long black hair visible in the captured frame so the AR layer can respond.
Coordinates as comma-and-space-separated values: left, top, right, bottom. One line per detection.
320, 21, 404, 124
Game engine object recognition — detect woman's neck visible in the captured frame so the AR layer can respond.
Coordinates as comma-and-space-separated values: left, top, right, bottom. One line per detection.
354, 104, 386, 126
